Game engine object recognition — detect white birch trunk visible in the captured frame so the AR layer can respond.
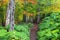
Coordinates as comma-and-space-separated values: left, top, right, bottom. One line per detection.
5, 3, 10, 26
9, 0, 15, 31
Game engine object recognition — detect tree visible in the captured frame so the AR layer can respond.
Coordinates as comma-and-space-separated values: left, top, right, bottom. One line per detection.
23, 0, 28, 23
9, 0, 15, 31
36, 1, 41, 23
5, 3, 10, 26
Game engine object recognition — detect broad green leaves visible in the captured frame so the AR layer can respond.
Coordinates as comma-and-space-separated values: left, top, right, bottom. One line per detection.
38, 12, 60, 40
0, 23, 33, 40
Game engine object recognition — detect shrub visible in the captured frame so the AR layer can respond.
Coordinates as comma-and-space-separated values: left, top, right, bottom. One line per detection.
37, 12, 60, 40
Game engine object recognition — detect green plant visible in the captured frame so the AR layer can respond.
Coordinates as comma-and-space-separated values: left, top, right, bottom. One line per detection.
5, 23, 33, 40
38, 12, 60, 40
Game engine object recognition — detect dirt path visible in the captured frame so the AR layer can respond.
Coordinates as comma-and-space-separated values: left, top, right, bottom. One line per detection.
30, 23, 39, 40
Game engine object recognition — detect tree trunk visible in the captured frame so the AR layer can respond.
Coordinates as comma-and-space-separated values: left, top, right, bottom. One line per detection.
37, 3, 41, 23
37, 13, 40, 23
9, 0, 15, 31
5, 3, 10, 26
23, 14, 28, 23
24, 0, 28, 23
30, 16, 33, 23
26, 15, 28, 23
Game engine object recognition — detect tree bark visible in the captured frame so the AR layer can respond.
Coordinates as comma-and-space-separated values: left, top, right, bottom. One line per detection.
30, 16, 33, 23
26, 15, 28, 23
23, 14, 28, 23
24, 0, 28, 23
5, 3, 10, 26
9, 0, 15, 31
37, 13, 40, 23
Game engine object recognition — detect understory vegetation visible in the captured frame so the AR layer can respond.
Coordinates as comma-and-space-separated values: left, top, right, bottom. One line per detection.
38, 12, 60, 40
0, 23, 33, 40
0, 12, 60, 40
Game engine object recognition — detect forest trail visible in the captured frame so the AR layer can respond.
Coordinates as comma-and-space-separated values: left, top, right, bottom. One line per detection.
30, 23, 39, 40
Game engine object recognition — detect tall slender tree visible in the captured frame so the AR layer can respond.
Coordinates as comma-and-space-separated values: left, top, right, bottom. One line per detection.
9, 0, 15, 31
5, 3, 10, 26
36, 2, 41, 23
24, 0, 28, 23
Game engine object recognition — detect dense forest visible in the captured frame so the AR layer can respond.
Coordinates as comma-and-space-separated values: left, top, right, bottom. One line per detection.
0, 0, 60, 40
